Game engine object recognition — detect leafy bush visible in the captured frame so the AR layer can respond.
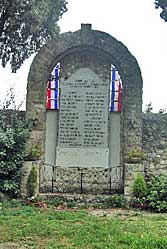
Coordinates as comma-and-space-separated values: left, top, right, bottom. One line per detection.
131, 175, 167, 212
133, 174, 147, 198
26, 144, 42, 160
146, 175, 167, 212
0, 90, 29, 197
106, 194, 127, 208
125, 147, 147, 160
129, 196, 148, 210
26, 166, 38, 197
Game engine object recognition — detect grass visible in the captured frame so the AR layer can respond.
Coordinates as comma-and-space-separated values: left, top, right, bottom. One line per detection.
1, 200, 167, 248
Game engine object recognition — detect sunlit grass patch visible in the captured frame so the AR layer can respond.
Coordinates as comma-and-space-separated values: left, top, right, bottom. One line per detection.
1, 201, 167, 248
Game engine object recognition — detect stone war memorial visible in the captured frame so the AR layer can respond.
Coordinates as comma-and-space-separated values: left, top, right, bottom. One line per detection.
22, 24, 167, 199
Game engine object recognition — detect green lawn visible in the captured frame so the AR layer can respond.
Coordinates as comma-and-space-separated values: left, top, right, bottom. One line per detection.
1, 201, 167, 248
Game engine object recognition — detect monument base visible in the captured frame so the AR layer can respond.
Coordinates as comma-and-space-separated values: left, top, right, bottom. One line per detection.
56, 148, 109, 168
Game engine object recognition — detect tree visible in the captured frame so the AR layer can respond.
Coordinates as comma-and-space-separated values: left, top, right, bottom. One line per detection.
155, 0, 167, 22
0, 0, 67, 72
0, 89, 29, 197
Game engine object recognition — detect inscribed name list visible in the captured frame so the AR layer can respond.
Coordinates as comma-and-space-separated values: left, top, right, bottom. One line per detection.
56, 68, 109, 167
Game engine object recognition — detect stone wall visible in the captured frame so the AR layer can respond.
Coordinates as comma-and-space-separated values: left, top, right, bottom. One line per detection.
40, 166, 123, 195
142, 113, 167, 177
20, 161, 40, 198
2, 110, 167, 198
124, 163, 144, 200
124, 113, 167, 199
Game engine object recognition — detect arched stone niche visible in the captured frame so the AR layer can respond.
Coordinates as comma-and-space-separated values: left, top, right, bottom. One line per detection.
26, 24, 143, 194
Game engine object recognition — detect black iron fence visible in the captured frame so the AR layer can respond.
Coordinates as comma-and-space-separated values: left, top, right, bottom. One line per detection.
39, 163, 123, 194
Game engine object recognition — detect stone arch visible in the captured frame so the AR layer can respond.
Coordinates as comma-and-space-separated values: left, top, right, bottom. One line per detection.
27, 24, 142, 153
25, 24, 143, 195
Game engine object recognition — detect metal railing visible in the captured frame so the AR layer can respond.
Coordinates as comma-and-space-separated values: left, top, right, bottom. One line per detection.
39, 163, 123, 194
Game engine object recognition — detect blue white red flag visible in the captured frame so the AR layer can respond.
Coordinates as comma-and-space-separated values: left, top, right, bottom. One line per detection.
47, 63, 60, 110
46, 63, 122, 112
110, 67, 122, 112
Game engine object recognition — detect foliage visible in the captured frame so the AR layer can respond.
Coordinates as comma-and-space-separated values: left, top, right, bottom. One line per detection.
106, 194, 127, 208
125, 147, 147, 161
144, 102, 153, 113
146, 175, 167, 212
26, 166, 38, 197
152, 156, 161, 165
155, 0, 167, 22
133, 174, 147, 198
26, 195, 127, 209
159, 108, 166, 114
131, 175, 167, 213
0, 90, 29, 197
26, 144, 42, 160
0, 0, 67, 72
129, 197, 147, 208
1, 202, 167, 248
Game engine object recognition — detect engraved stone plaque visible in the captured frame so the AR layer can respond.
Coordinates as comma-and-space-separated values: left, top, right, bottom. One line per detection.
56, 148, 109, 168
56, 68, 109, 168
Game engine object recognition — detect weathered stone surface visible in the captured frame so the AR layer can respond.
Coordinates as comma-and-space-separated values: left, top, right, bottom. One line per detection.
25, 24, 143, 197
26, 23, 143, 155
142, 113, 167, 178
124, 163, 144, 198
8, 112, 166, 198
58, 68, 109, 149
38, 192, 124, 205
56, 67, 109, 168
125, 164, 144, 173
20, 161, 40, 198
40, 166, 123, 194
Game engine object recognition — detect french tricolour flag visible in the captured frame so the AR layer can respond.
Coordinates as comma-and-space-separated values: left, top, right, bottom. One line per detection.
47, 63, 60, 110
110, 67, 122, 112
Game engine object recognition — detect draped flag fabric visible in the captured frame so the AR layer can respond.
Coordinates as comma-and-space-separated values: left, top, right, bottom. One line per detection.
46, 63, 60, 110
46, 63, 122, 112
110, 67, 122, 112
